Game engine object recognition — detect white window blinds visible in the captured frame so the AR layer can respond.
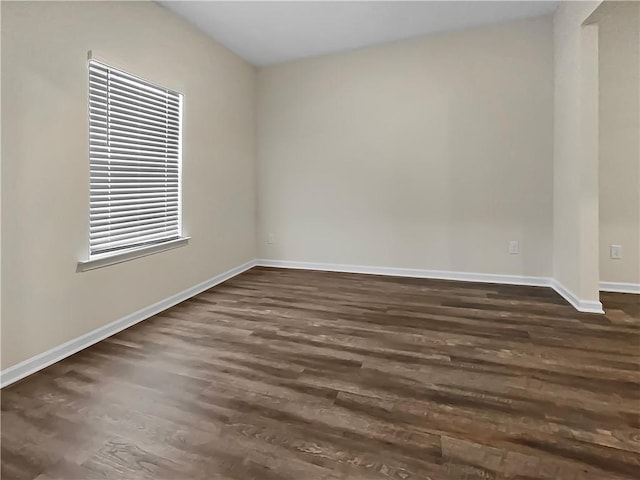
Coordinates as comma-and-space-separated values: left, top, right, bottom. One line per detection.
88, 60, 183, 257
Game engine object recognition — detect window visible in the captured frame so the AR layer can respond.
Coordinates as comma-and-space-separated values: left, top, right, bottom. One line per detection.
87, 59, 184, 262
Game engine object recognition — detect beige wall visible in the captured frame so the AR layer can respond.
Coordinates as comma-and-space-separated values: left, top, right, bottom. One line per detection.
257, 16, 554, 277
598, 1, 640, 285
552, 1, 603, 302
1, 1, 257, 370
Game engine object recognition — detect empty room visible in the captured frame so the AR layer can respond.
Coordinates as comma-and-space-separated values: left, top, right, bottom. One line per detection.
1, 0, 639, 479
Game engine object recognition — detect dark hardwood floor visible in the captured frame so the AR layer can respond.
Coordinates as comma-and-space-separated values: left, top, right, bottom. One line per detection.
2, 267, 639, 480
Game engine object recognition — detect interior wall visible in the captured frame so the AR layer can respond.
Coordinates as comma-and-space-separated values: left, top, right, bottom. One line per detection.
598, 1, 640, 286
552, 0, 603, 302
257, 16, 554, 277
1, 1, 257, 370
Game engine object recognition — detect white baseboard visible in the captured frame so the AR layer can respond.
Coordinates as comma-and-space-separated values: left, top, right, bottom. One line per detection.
0, 259, 257, 389
257, 258, 551, 287
599, 281, 640, 294
547, 279, 603, 314
256, 259, 605, 314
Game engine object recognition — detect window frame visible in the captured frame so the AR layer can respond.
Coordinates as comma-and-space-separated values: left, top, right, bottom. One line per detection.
78, 55, 188, 271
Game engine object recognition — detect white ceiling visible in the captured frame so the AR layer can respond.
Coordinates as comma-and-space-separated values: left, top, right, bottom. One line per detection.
158, 1, 560, 66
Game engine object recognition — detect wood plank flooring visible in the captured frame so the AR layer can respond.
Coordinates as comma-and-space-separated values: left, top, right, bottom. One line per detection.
1, 267, 639, 480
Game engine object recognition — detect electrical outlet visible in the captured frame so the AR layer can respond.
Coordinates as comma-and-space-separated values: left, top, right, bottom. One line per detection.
610, 245, 622, 259
509, 240, 519, 255
267, 233, 275, 245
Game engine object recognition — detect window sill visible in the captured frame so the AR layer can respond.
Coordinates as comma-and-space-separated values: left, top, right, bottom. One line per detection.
77, 237, 190, 272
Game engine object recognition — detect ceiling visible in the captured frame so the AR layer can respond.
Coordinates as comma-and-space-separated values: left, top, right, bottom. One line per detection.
158, 1, 560, 67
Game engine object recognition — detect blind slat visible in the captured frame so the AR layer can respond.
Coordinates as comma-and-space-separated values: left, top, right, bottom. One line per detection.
91, 223, 177, 248
90, 158, 179, 168
91, 201, 179, 213
91, 193, 179, 204
91, 174, 179, 181
90, 151, 179, 162
94, 134, 179, 149
91, 116, 180, 137
91, 220, 179, 238
92, 211, 178, 227
91, 165, 179, 174
91, 126, 179, 145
